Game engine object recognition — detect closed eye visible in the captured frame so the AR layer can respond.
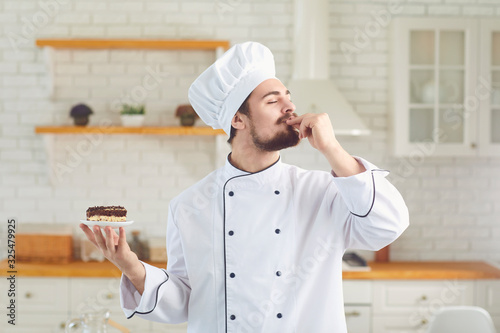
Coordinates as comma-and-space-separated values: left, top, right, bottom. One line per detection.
267, 101, 277, 104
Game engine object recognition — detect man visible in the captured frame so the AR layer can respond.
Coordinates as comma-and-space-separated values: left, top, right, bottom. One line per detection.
80, 41, 409, 332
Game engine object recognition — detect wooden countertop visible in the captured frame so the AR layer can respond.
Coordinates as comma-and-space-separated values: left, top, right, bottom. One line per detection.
342, 261, 500, 280
2, 260, 500, 279
0, 260, 133, 278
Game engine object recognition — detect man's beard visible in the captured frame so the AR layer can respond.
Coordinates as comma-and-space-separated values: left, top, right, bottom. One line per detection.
249, 114, 300, 152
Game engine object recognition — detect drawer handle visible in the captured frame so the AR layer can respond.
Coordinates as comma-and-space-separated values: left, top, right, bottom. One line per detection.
106, 293, 114, 299
420, 295, 427, 301
345, 311, 361, 317
412, 318, 428, 328
25, 292, 32, 299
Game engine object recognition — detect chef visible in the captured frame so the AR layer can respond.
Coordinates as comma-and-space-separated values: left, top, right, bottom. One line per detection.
80, 41, 409, 333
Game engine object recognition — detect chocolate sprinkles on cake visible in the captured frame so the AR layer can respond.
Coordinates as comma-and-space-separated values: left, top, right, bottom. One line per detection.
86, 206, 127, 222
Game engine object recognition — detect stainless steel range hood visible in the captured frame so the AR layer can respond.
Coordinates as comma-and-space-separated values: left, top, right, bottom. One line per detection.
286, 0, 371, 136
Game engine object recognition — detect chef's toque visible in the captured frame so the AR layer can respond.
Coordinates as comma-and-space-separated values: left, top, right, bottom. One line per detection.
188, 41, 276, 135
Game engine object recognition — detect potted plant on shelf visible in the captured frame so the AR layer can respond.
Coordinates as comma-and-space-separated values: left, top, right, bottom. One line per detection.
175, 104, 198, 126
120, 104, 145, 127
70, 103, 93, 126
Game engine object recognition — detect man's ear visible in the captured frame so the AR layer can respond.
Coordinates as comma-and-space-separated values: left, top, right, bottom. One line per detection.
231, 111, 246, 130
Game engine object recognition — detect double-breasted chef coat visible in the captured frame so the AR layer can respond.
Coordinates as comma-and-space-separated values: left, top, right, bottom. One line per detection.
120, 155, 409, 333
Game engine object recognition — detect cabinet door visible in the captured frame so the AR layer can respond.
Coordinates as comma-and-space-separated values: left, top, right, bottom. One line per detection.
479, 20, 500, 155
3, 313, 67, 333
476, 280, 500, 331
0, 277, 69, 332
69, 278, 151, 332
70, 278, 121, 314
372, 315, 429, 333
373, 280, 475, 316
16, 277, 69, 314
343, 280, 372, 304
392, 18, 479, 156
345, 305, 371, 333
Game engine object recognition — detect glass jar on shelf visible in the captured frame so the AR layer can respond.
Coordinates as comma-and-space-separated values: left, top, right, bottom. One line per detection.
128, 230, 149, 261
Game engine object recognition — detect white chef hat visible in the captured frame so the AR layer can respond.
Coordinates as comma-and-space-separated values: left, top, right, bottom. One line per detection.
188, 41, 276, 135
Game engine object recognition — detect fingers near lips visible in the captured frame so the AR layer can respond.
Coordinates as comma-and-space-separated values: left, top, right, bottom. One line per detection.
285, 115, 303, 136
285, 114, 301, 125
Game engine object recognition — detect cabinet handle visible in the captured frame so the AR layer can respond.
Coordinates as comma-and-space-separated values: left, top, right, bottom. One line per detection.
60, 322, 66, 329
25, 292, 32, 299
420, 295, 427, 301
345, 311, 361, 317
471, 142, 477, 149
106, 293, 114, 299
413, 318, 428, 328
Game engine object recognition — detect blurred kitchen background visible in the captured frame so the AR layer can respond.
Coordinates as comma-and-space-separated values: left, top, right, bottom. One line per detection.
1, 0, 500, 332
1, 0, 497, 261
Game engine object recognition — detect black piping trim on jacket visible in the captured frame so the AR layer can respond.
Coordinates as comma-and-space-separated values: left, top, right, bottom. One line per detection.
222, 157, 280, 333
349, 169, 389, 218
126, 269, 170, 319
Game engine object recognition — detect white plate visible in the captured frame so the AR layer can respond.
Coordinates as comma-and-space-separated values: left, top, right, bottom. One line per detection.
80, 220, 134, 228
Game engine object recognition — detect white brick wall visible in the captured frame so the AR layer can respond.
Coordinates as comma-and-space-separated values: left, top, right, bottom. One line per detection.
0, 0, 499, 262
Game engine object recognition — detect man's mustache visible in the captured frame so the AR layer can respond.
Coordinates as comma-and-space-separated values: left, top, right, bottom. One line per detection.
277, 112, 299, 124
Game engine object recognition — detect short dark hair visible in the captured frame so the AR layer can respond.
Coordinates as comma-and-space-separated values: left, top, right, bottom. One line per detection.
227, 94, 251, 144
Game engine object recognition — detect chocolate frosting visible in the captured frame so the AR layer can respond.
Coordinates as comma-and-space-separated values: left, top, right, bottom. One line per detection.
86, 206, 127, 218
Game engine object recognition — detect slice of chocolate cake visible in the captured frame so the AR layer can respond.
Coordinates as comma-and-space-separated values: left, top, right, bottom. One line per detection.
86, 206, 127, 222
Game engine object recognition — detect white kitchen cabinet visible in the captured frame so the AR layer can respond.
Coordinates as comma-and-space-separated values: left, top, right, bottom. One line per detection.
372, 314, 428, 333
392, 18, 500, 156
345, 305, 372, 333
0, 277, 149, 333
343, 280, 372, 333
70, 278, 152, 333
3, 314, 68, 333
17, 277, 70, 314
479, 20, 500, 155
372, 280, 475, 333
3, 276, 499, 333
476, 280, 500, 331
0, 277, 69, 332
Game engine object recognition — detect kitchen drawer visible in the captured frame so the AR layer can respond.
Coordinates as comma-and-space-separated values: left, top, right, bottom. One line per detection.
70, 278, 121, 314
345, 305, 371, 333
343, 280, 372, 304
373, 280, 474, 315
476, 280, 500, 314
3, 313, 67, 333
476, 280, 500, 332
69, 278, 151, 332
372, 314, 429, 333
16, 277, 69, 314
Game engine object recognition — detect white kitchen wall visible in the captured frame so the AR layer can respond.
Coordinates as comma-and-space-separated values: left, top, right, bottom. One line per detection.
0, 0, 499, 261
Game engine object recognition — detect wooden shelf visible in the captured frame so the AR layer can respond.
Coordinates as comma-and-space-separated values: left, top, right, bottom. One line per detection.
35, 126, 225, 136
35, 39, 230, 50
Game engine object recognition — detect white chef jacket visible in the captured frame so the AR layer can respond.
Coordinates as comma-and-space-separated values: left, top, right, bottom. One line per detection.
120, 156, 409, 333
